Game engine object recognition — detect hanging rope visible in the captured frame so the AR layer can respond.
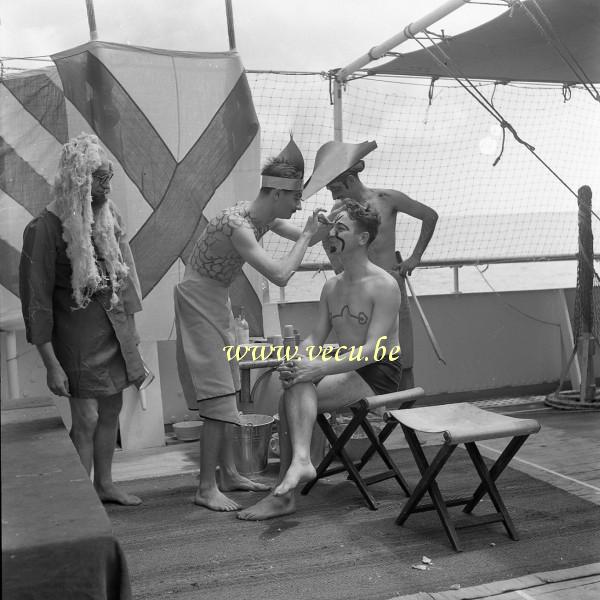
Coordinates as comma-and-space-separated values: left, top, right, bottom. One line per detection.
327, 71, 334, 106
492, 122, 507, 166
519, 0, 600, 103
428, 76, 438, 106
474, 264, 562, 328
408, 28, 578, 199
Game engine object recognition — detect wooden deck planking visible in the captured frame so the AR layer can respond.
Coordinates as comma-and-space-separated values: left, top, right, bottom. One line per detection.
477, 411, 600, 505
112, 400, 600, 507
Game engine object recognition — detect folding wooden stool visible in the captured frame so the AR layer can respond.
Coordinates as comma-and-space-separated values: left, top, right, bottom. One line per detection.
385, 402, 541, 551
301, 387, 425, 510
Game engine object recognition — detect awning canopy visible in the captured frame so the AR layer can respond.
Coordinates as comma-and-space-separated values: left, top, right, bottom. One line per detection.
368, 0, 600, 84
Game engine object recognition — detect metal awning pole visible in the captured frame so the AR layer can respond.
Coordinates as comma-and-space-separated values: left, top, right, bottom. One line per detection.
225, 0, 237, 50
85, 0, 99, 41
333, 77, 343, 141
336, 0, 467, 81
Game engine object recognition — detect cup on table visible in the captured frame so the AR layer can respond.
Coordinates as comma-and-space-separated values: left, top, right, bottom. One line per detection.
269, 433, 280, 457
267, 335, 283, 347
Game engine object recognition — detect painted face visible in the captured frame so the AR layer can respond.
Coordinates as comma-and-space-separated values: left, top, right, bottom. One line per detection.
327, 212, 354, 254
91, 161, 113, 205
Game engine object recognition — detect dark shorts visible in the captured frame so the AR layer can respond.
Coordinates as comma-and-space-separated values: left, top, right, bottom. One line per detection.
53, 292, 144, 398
355, 358, 405, 396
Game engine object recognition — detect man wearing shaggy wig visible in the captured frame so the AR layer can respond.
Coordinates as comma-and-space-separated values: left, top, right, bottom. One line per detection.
19, 133, 145, 506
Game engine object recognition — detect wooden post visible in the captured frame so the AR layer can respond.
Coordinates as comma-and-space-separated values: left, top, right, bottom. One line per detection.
85, 0, 99, 40
224, 0, 237, 51
546, 185, 599, 408
576, 186, 597, 401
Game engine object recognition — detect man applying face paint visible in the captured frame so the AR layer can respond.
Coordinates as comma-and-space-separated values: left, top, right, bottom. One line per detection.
174, 136, 327, 513
238, 200, 403, 521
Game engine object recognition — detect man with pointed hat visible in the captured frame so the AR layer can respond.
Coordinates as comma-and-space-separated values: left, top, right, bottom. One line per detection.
174, 136, 325, 512
19, 132, 145, 506
303, 140, 439, 389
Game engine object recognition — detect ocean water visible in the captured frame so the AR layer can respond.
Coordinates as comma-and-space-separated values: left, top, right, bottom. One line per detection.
269, 260, 579, 304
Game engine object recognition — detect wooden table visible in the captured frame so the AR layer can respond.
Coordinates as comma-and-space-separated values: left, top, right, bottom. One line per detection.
1, 401, 131, 599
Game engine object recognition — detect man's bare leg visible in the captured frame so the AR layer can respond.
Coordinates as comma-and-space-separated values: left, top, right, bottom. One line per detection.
238, 373, 373, 520
273, 382, 317, 496
218, 424, 270, 492
93, 393, 142, 506
195, 416, 241, 511
238, 395, 296, 520
69, 397, 97, 475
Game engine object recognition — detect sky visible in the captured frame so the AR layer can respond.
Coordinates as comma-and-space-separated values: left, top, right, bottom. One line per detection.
1, 0, 507, 73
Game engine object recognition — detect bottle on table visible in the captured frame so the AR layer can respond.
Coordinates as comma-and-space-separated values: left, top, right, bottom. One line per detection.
235, 306, 250, 346
282, 323, 296, 349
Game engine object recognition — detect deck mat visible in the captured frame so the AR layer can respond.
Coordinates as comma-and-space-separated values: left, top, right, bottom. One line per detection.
107, 446, 600, 600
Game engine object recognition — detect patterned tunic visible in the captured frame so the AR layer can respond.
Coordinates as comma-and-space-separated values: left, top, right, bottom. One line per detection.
175, 202, 271, 423
188, 202, 270, 285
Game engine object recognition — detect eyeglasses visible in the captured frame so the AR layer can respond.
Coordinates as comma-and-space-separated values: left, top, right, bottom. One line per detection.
92, 171, 113, 186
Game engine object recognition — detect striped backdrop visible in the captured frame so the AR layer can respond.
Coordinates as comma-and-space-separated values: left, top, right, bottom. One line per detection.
0, 41, 264, 338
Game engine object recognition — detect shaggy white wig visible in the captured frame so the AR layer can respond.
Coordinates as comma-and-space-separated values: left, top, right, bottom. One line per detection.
53, 133, 129, 309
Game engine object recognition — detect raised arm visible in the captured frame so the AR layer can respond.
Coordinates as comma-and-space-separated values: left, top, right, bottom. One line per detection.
231, 210, 323, 287
270, 215, 330, 247
382, 189, 438, 275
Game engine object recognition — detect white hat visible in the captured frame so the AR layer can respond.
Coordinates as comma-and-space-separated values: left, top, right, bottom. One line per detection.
302, 140, 377, 199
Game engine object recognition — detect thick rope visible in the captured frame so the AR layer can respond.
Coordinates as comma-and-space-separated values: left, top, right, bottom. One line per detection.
521, 0, 600, 102
410, 29, 578, 199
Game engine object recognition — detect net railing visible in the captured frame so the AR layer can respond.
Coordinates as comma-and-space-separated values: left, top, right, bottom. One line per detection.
247, 72, 600, 271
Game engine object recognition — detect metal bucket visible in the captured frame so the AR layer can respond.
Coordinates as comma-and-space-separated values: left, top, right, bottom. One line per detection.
233, 414, 275, 475
270, 413, 331, 464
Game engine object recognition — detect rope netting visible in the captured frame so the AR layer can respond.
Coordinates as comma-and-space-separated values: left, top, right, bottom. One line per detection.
247, 73, 599, 274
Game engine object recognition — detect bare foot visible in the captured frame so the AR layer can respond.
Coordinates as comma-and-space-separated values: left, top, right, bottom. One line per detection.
273, 460, 316, 496
194, 488, 241, 511
218, 470, 271, 492
95, 483, 142, 506
237, 492, 296, 521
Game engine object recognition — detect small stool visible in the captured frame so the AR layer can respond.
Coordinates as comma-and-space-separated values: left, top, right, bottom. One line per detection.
386, 402, 541, 551
302, 387, 425, 510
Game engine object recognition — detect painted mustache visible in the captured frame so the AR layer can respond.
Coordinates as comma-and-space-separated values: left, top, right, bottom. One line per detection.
328, 232, 345, 253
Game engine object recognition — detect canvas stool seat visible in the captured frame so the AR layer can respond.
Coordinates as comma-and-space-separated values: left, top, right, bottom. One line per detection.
301, 387, 425, 510
386, 402, 541, 551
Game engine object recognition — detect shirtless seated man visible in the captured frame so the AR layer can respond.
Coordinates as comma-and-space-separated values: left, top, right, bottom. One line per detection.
238, 199, 403, 520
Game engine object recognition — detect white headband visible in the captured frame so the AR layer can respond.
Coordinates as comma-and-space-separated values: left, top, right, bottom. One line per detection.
261, 176, 303, 191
